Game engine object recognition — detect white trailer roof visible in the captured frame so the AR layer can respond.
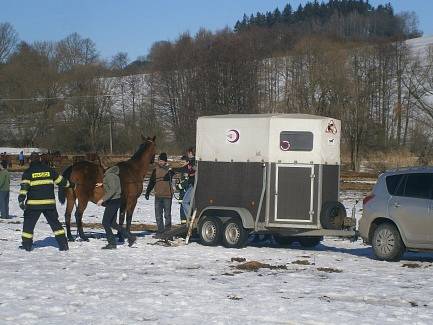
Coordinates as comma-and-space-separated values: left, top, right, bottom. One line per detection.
196, 114, 340, 165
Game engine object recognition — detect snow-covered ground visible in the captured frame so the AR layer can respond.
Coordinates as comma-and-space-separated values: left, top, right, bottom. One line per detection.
1, 173, 433, 324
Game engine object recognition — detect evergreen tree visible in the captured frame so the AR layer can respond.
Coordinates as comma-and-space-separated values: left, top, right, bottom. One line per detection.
282, 4, 293, 24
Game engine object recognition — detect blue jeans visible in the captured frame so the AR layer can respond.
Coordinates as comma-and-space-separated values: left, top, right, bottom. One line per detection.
181, 186, 193, 218
155, 197, 172, 233
0, 191, 9, 218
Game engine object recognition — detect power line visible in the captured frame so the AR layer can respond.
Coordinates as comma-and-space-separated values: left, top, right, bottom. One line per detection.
0, 94, 180, 102
0, 94, 116, 102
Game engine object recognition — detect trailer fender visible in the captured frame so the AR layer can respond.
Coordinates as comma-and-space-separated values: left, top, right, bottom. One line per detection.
198, 207, 255, 230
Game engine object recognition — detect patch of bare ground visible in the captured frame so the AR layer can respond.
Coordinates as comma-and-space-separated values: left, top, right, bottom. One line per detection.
231, 257, 246, 263
402, 263, 422, 269
292, 260, 313, 265
317, 267, 343, 273
235, 261, 288, 271
340, 181, 373, 191
65, 222, 180, 232
340, 170, 378, 180
227, 295, 242, 300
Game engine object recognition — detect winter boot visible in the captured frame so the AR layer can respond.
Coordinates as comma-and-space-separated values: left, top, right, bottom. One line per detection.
20, 240, 33, 252
102, 243, 117, 249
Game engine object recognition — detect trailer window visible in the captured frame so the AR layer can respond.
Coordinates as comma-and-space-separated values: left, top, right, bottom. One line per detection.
280, 131, 313, 151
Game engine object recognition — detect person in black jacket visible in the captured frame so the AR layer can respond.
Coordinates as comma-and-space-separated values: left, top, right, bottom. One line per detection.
171, 147, 196, 220
18, 153, 74, 252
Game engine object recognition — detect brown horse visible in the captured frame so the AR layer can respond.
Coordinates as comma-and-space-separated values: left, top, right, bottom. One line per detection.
58, 136, 156, 241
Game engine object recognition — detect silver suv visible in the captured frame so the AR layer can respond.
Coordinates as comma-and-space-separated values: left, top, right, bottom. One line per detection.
359, 167, 433, 261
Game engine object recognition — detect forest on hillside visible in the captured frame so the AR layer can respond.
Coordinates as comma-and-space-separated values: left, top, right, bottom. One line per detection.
0, 0, 433, 170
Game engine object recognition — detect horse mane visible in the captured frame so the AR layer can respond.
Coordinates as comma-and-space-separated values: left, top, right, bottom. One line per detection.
131, 140, 152, 160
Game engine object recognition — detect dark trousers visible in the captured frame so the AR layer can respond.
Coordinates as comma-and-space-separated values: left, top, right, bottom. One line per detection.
0, 191, 9, 218
102, 199, 129, 245
155, 197, 172, 233
22, 209, 67, 249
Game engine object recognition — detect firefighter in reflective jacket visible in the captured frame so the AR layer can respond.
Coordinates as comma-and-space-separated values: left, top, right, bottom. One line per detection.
18, 153, 74, 251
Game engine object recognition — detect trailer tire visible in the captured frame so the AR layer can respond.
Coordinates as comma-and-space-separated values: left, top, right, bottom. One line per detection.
298, 237, 322, 248
274, 235, 294, 247
198, 216, 223, 246
222, 218, 249, 249
320, 201, 346, 230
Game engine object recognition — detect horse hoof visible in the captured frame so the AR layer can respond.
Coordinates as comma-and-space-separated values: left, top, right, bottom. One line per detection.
67, 236, 75, 242
82, 237, 89, 242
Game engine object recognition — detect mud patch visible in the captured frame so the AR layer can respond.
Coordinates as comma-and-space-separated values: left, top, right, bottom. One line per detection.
402, 263, 421, 269
236, 261, 287, 271
231, 257, 246, 263
317, 267, 342, 273
292, 260, 312, 265
227, 295, 242, 301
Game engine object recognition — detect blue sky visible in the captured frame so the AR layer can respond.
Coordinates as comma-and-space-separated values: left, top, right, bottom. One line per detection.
1, 0, 432, 61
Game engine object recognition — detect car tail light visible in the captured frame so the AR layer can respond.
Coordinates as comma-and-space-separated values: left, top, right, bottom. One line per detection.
363, 193, 375, 206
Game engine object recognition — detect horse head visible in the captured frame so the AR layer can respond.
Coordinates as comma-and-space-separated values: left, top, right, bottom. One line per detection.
132, 135, 156, 165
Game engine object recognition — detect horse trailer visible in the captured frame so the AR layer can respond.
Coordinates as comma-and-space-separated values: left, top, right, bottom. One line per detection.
190, 114, 356, 248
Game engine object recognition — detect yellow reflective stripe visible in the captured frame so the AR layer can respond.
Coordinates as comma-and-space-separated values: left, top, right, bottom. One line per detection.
27, 199, 56, 205
19, 190, 28, 195
54, 175, 63, 185
32, 172, 50, 178
30, 179, 54, 186
22, 232, 33, 239
21, 180, 31, 185
54, 229, 65, 236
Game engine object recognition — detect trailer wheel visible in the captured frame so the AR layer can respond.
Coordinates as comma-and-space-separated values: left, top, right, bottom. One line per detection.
222, 218, 249, 248
198, 216, 223, 246
273, 235, 294, 247
320, 201, 346, 230
298, 237, 322, 248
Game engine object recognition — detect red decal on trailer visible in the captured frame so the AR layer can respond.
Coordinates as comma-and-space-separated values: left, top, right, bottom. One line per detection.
227, 129, 240, 143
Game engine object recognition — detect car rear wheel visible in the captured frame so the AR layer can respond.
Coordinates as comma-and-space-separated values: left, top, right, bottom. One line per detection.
222, 218, 249, 248
198, 216, 222, 246
372, 223, 405, 261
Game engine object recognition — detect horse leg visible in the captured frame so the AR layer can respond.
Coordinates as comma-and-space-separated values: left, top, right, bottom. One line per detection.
65, 191, 75, 241
117, 201, 126, 243
126, 198, 138, 236
75, 199, 89, 241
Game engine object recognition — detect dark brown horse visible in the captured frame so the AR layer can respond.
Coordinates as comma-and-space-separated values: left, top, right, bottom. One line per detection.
58, 136, 156, 241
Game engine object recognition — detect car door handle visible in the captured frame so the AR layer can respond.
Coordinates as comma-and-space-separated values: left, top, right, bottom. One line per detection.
394, 202, 400, 208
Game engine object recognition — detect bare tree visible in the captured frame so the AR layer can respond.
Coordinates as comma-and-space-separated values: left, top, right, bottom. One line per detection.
0, 22, 18, 62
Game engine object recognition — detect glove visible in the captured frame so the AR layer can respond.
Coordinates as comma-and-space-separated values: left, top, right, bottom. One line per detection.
145, 193, 150, 200
19, 201, 26, 211
69, 181, 76, 189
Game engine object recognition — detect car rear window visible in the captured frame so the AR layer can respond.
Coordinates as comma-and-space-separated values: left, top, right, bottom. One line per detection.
386, 174, 404, 195
404, 173, 433, 199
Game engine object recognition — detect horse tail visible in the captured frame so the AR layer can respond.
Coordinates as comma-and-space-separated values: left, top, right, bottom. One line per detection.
58, 165, 73, 205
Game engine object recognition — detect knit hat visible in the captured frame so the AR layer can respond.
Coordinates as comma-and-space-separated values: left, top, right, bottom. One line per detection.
158, 152, 168, 162
29, 152, 40, 161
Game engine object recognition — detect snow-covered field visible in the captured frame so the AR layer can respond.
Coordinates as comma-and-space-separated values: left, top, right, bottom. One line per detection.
1, 173, 433, 324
